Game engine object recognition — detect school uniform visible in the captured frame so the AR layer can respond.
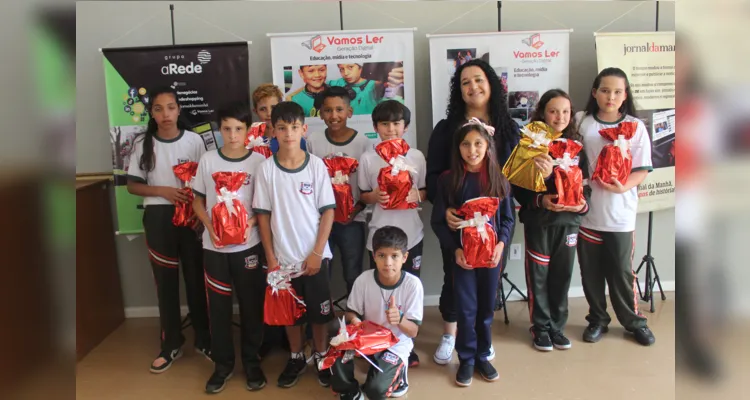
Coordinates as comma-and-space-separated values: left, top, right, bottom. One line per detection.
192, 149, 267, 375
576, 111, 652, 331
125, 130, 210, 353
306, 130, 371, 293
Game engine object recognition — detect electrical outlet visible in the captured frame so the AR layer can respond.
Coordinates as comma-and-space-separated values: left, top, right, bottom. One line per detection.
510, 244, 522, 260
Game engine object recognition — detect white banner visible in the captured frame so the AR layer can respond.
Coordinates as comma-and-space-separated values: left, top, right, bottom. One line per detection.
594, 31, 676, 111
427, 30, 571, 129
269, 28, 417, 147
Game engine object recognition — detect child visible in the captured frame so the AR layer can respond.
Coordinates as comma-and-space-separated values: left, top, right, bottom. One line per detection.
331, 226, 423, 400
192, 101, 269, 394
307, 86, 371, 295
252, 101, 337, 389
576, 67, 656, 346
512, 89, 591, 352
285, 65, 330, 117
125, 86, 210, 374
431, 119, 512, 387
252, 83, 307, 154
358, 100, 426, 367
330, 64, 380, 115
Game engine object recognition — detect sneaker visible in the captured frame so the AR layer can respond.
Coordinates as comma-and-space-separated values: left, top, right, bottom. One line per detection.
196, 346, 212, 361
487, 344, 496, 361
340, 391, 363, 400
205, 370, 233, 394
433, 334, 455, 365
551, 331, 572, 350
628, 326, 656, 346
313, 353, 332, 387
390, 379, 409, 398
582, 323, 609, 343
277, 357, 307, 388
408, 351, 420, 368
149, 348, 183, 374
476, 360, 499, 381
455, 362, 474, 387
531, 329, 553, 352
245, 366, 267, 391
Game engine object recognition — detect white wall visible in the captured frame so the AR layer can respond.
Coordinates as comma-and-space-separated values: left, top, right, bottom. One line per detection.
76, 1, 675, 311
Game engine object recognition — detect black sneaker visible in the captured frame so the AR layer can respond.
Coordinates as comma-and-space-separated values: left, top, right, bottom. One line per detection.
531, 329, 553, 352
205, 370, 233, 394
149, 348, 183, 374
196, 346, 212, 361
455, 362, 474, 387
628, 326, 656, 346
390, 378, 409, 397
408, 351, 420, 367
551, 331, 572, 350
313, 353, 332, 387
245, 366, 267, 391
277, 357, 307, 388
582, 323, 609, 343
339, 391, 363, 400
476, 360, 499, 381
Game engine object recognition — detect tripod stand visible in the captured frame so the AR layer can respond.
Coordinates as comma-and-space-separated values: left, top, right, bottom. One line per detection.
634, 212, 666, 313
496, 266, 528, 324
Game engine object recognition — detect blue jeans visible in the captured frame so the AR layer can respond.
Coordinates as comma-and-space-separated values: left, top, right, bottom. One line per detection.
328, 221, 366, 294
454, 263, 500, 366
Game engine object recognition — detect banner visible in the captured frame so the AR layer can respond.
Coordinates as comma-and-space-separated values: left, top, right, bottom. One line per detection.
594, 31, 676, 110
427, 30, 571, 129
269, 28, 417, 147
103, 42, 250, 234
635, 109, 676, 212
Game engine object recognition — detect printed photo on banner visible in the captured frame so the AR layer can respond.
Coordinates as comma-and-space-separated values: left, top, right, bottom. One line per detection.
111, 125, 146, 186
651, 109, 675, 169
446, 48, 478, 75
283, 62, 406, 117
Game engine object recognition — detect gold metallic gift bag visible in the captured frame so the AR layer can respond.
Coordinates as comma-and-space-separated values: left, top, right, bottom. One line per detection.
502, 121, 562, 192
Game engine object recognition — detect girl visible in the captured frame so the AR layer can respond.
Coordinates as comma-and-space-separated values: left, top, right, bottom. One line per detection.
431, 119, 513, 387
512, 89, 590, 352
576, 68, 656, 346
126, 87, 212, 372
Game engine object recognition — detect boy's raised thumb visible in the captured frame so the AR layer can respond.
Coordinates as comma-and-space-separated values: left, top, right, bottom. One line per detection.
389, 296, 396, 308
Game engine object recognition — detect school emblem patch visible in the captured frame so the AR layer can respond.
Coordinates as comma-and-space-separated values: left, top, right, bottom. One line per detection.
412, 256, 422, 271
300, 182, 313, 195
177, 158, 189, 164
245, 255, 258, 269
566, 233, 578, 247
243, 174, 251, 186
381, 352, 400, 366
320, 300, 331, 315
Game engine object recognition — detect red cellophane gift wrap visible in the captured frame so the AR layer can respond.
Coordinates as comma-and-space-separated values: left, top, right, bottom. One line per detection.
375, 138, 418, 210
211, 171, 248, 246
172, 161, 199, 227
592, 121, 638, 185
264, 266, 306, 326
322, 154, 359, 223
245, 122, 273, 159
549, 139, 584, 207
318, 318, 399, 371
456, 197, 500, 268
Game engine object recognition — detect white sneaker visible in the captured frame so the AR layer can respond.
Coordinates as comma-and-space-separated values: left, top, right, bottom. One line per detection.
487, 344, 495, 361
433, 334, 455, 365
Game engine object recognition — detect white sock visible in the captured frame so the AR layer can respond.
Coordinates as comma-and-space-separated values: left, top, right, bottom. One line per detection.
291, 351, 305, 360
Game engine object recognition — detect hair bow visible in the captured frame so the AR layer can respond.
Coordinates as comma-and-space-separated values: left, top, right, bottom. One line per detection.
462, 117, 495, 137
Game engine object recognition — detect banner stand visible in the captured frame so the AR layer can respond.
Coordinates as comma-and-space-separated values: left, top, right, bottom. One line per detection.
634, 212, 667, 313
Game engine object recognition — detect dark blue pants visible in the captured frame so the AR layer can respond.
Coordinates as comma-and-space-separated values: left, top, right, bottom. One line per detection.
454, 263, 500, 366
328, 221, 366, 294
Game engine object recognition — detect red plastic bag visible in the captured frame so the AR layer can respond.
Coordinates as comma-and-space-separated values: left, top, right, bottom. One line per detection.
245, 122, 273, 159
456, 197, 500, 268
318, 318, 400, 371
549, 139, 584, 207
172, 161, 199, 227
375, 138, 417, 210
592, 121, 638, 185
211, 171, 249, 246
264, 267, 306, 326
322, 155, 359, 223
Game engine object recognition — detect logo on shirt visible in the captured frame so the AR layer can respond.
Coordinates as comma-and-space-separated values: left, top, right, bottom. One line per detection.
320, 300, 331, 316
245, 255, 258, 270
244, 174, 252, 186
412, 256, 422, 271
381, 351, 400, 366
177, 158, 189, 165
566, 233, 578, 247
300, 182, 314, 195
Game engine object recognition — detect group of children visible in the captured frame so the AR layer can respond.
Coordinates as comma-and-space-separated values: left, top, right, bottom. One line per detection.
126, 65, 655, 397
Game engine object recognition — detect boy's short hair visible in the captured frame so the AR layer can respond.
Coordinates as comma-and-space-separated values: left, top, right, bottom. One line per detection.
216, 101, 251, 127
372, 100, 411, 126
372, 226, 409, 254
313, 86, 356, 110
271, 101, 305, 126
252, 83, 283, 109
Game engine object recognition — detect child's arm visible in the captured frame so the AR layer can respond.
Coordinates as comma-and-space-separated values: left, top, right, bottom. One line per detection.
192, 195, 220, 247
303, 208, 334, 275
497, 187, 515, 248
345, 311, 362, 325
358, 155, 388, 205
252, 163, 277, 268
126, 181, 189, 204
257, 214, 277, 269
392, 279, 424, 338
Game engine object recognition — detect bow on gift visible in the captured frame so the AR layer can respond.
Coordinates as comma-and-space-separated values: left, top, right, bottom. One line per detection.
331, 170, 349, 185
388, 155, 417, 176
217, 187, 240, 216
521, 125, 553, 149
245, 135, 267, 149
613, 134, 631, 158
457, 212, 491, 242
318, 317, 386, 373
267, 266, 305, 302
553, 152, 579, 171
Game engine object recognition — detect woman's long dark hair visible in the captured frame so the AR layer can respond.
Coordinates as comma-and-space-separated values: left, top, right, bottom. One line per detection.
446, 59, 517, 143
583, 67, 637, 118
531, 89, 581, 141
447, 122, 509, 206
137, 87, 185, 172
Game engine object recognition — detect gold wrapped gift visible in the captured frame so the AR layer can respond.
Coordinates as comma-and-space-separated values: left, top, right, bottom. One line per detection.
502, 121, 562, 192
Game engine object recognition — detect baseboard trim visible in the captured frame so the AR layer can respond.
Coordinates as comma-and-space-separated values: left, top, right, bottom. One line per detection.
124, 281, 676, 318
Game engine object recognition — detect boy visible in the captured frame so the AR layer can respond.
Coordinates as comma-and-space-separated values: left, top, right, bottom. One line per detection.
307, 86, 371, 295
358, 100, 426, 367
330, 64, 405, 115
192, 102, 268, 394
332, 226, 423, 400
252, 101, 337, 389
252, 83, 307, 154
285, 65, 329, 117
